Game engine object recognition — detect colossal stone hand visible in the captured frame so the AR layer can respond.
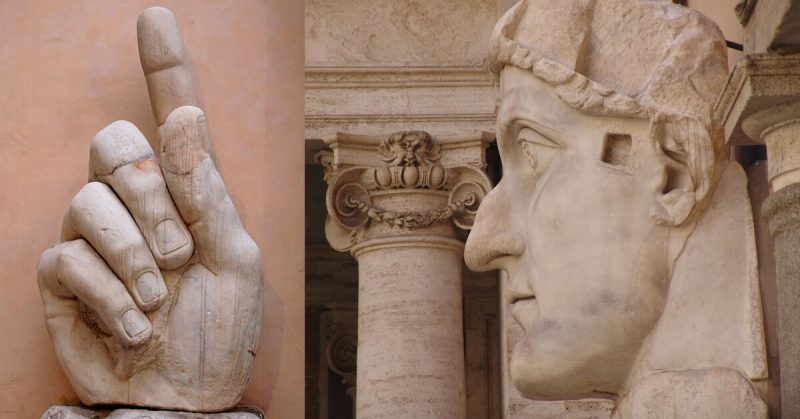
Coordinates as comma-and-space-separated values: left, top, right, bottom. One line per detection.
37, 8, 263, 412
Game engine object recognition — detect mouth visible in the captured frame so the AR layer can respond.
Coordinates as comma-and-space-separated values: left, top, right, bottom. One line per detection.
506, 289, 536, 305
507, 289, 537, 332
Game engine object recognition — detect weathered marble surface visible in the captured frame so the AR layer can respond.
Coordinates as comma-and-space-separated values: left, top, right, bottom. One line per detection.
741, 0, 800, 53
306, 0, 499, 65
304, 0, 516, 149
37, 7, 262, 412
322, 131, 492, 419
715, 37, 800, 419
465, 0, 768, 417
42, 405, 263, 419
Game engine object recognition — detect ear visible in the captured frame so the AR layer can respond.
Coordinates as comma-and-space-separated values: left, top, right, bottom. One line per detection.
649, 138, 696, 226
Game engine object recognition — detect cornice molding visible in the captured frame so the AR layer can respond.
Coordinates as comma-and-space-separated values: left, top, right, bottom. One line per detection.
305, 65, 492, 89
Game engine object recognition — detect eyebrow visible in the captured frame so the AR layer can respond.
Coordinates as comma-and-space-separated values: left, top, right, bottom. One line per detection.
498, 113, 563, 142
497, 87, 564, 138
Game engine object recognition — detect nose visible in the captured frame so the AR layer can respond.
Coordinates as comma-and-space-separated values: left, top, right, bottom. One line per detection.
464, 185, 525, 271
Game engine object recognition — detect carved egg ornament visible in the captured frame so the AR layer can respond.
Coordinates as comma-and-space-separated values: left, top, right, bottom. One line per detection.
402, 166, 420, 187
374, 167, 392, 188
429, 166, 446, 189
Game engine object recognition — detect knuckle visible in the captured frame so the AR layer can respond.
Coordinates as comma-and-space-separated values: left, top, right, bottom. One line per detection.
54, 240, 93, 276
36, 246, 58, 289
70, 182, 111, 213
37, 242, 88, 297
217, 233, 262, 279
89, 121, 153, 177
103, 235, 148, 259
117, 159, 165, 187
158, 106, 209, 175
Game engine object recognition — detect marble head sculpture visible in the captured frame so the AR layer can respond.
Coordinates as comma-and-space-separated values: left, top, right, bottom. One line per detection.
464, 0, 769, 416
36, 8, 263, 412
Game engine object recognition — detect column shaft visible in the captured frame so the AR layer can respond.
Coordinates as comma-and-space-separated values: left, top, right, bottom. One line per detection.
354, 237, 466, 419
762, 119, 800, 418
764, 183, 800, 418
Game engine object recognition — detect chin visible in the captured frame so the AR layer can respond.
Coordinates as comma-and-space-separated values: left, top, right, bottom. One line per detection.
509, 330, 629, 401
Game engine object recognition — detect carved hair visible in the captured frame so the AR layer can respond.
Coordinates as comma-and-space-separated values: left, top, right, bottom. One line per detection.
488, 0, 729, 217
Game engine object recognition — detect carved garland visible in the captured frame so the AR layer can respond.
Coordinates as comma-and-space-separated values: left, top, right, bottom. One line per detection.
324, 131, 492, 250
342, 191, 478, 229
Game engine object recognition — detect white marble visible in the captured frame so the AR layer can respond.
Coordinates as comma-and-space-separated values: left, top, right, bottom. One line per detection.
465, 1, 768, 417
37, 7, 262, 412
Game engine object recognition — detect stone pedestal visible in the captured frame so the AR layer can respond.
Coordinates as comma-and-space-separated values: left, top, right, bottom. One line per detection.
716, 52, 800, 418
42, 406, 263, 419
321, 131, 491, 419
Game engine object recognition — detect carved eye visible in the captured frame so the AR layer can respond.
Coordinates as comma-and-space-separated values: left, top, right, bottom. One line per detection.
517, 127, 560, 149
517, 127, 560, 174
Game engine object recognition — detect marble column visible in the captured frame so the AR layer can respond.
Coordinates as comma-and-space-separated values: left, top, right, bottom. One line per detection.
320, 131, 491, 419
716, 53, 800, 418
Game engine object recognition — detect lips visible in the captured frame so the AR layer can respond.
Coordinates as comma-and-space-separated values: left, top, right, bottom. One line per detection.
507, 288, 537, 331
506, 288, 536, 305
510, 297, 538, 332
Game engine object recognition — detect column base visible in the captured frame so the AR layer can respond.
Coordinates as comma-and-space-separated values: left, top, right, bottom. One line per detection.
42, 405, 263, 419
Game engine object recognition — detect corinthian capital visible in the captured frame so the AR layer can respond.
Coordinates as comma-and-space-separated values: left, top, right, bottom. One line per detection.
319, 131, 492, 252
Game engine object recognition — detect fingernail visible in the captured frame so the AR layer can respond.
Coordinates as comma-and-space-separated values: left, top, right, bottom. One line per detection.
136, 272, 162, 305
154, 218, 189, 255
121, 308, 150, 339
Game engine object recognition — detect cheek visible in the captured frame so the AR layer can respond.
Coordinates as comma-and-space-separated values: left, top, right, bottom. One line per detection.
528, 156, 667, 306
529, 157, 648, 247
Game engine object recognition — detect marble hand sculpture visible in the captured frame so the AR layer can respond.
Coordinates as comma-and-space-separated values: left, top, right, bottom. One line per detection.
465, 0, 769, 417
37, 8, 263, 412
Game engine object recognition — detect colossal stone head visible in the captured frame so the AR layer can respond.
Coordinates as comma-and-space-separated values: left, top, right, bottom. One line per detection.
465, 0, 768, 412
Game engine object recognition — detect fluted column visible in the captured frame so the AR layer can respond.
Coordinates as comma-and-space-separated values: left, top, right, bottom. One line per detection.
716, 53, 800, 417
320, 131, 491, 419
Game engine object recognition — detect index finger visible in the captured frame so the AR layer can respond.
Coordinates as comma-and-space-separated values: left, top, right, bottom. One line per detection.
138, 7, 198, 126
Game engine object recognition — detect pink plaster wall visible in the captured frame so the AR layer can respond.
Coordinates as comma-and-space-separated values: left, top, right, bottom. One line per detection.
0, 1, 304, 418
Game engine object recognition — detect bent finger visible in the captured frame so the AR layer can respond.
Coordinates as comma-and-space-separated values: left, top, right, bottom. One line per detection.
138, 6, 198, 126
38, 239, 152, 348
89, 120, 194, 270
62, 182, 167, 312
158, 106, 257, 272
